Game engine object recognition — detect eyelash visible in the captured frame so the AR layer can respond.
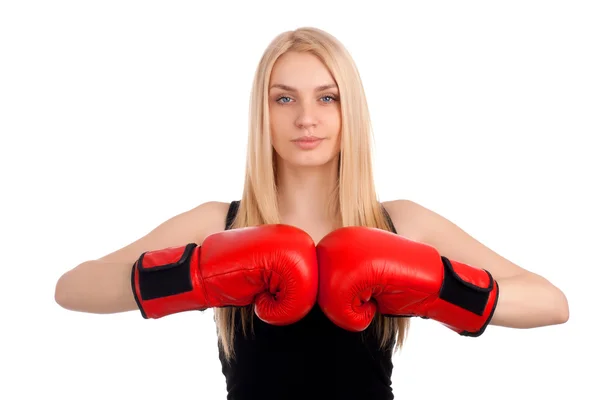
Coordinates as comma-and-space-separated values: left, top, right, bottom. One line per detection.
275, 95, 338, 104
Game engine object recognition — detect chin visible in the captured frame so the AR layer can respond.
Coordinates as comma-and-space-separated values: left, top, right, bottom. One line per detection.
277, 149, 339, 169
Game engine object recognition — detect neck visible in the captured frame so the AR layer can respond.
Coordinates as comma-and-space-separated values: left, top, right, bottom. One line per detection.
276, 157, 339, 222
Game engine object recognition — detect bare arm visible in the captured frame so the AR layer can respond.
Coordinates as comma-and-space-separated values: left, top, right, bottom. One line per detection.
54, 201, 230, 314
384, 199, 569, 328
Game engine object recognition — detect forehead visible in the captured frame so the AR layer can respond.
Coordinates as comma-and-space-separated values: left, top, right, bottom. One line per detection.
270, 52, 336, 90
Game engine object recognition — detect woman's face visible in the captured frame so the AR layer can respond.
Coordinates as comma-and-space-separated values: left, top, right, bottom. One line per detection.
268, 51, 342, 168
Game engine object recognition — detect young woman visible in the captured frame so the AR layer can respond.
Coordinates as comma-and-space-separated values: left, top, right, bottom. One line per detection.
54, 27, 569, 399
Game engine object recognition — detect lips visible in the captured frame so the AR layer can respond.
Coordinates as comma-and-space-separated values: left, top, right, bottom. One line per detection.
291, 136, 325, 150
292, 136, 323, 142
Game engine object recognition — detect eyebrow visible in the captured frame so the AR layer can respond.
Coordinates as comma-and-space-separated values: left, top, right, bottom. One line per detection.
269, 83, 338, 92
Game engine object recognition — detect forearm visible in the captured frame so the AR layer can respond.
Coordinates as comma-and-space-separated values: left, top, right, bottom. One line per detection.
55, 260, 138, 314
490, 272, 569, 329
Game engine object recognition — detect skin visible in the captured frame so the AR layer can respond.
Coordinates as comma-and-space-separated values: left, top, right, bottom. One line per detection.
268, 51, 342, 242
54, 51, 569, 330
267, 51, 569, 329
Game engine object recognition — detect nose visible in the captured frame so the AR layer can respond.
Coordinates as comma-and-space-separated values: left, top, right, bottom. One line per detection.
294, 101, 319, 130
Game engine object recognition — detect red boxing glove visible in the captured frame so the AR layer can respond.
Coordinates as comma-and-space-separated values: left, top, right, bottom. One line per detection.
317, 227, 499, 336
131, 224, 318, 325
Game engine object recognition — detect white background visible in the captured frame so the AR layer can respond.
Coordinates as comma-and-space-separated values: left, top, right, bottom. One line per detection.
1, 1, 598, 399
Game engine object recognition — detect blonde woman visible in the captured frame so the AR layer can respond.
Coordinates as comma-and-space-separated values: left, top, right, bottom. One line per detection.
54, 27, 569, 399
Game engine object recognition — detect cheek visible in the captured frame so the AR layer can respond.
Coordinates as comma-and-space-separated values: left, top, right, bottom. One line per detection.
324, 111, 342, 135
269, 108, 289, 133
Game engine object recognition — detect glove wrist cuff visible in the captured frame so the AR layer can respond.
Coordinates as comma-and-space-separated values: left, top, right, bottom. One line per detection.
131, 243, 207, 319
425, 256, 500, 337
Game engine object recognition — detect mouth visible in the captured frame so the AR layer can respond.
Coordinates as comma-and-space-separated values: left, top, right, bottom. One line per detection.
292, 136, 324, 143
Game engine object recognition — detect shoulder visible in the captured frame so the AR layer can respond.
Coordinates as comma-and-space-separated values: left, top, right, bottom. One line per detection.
92, 201, 233, 264
382, 199, 531, 281
190, 201, 233, 241
381, 199, 437, 243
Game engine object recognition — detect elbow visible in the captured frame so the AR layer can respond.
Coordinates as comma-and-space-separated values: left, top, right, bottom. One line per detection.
54, 274, 71, 310
558, 310, 569, 325
542, 283, 569, 326
534, 274, 570, 326
554, 289, 570, 325
54, 267, 83, 311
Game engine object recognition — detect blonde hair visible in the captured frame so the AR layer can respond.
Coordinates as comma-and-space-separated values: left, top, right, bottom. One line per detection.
215, 26, 409, 361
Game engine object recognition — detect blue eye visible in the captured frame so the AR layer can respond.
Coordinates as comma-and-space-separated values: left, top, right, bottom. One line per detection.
275, 95, 337, 104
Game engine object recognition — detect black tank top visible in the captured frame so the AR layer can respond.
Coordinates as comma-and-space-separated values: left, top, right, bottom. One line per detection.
218, 201, 398, 400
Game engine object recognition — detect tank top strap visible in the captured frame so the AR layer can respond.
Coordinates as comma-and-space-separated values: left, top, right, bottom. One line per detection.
217, 198, 396, 398
225, 200, 396, 234
380, 203, 397, 234
225, 200, 240, 230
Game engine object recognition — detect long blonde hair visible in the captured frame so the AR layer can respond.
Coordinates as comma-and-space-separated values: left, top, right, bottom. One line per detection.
215, 26, 409, 361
